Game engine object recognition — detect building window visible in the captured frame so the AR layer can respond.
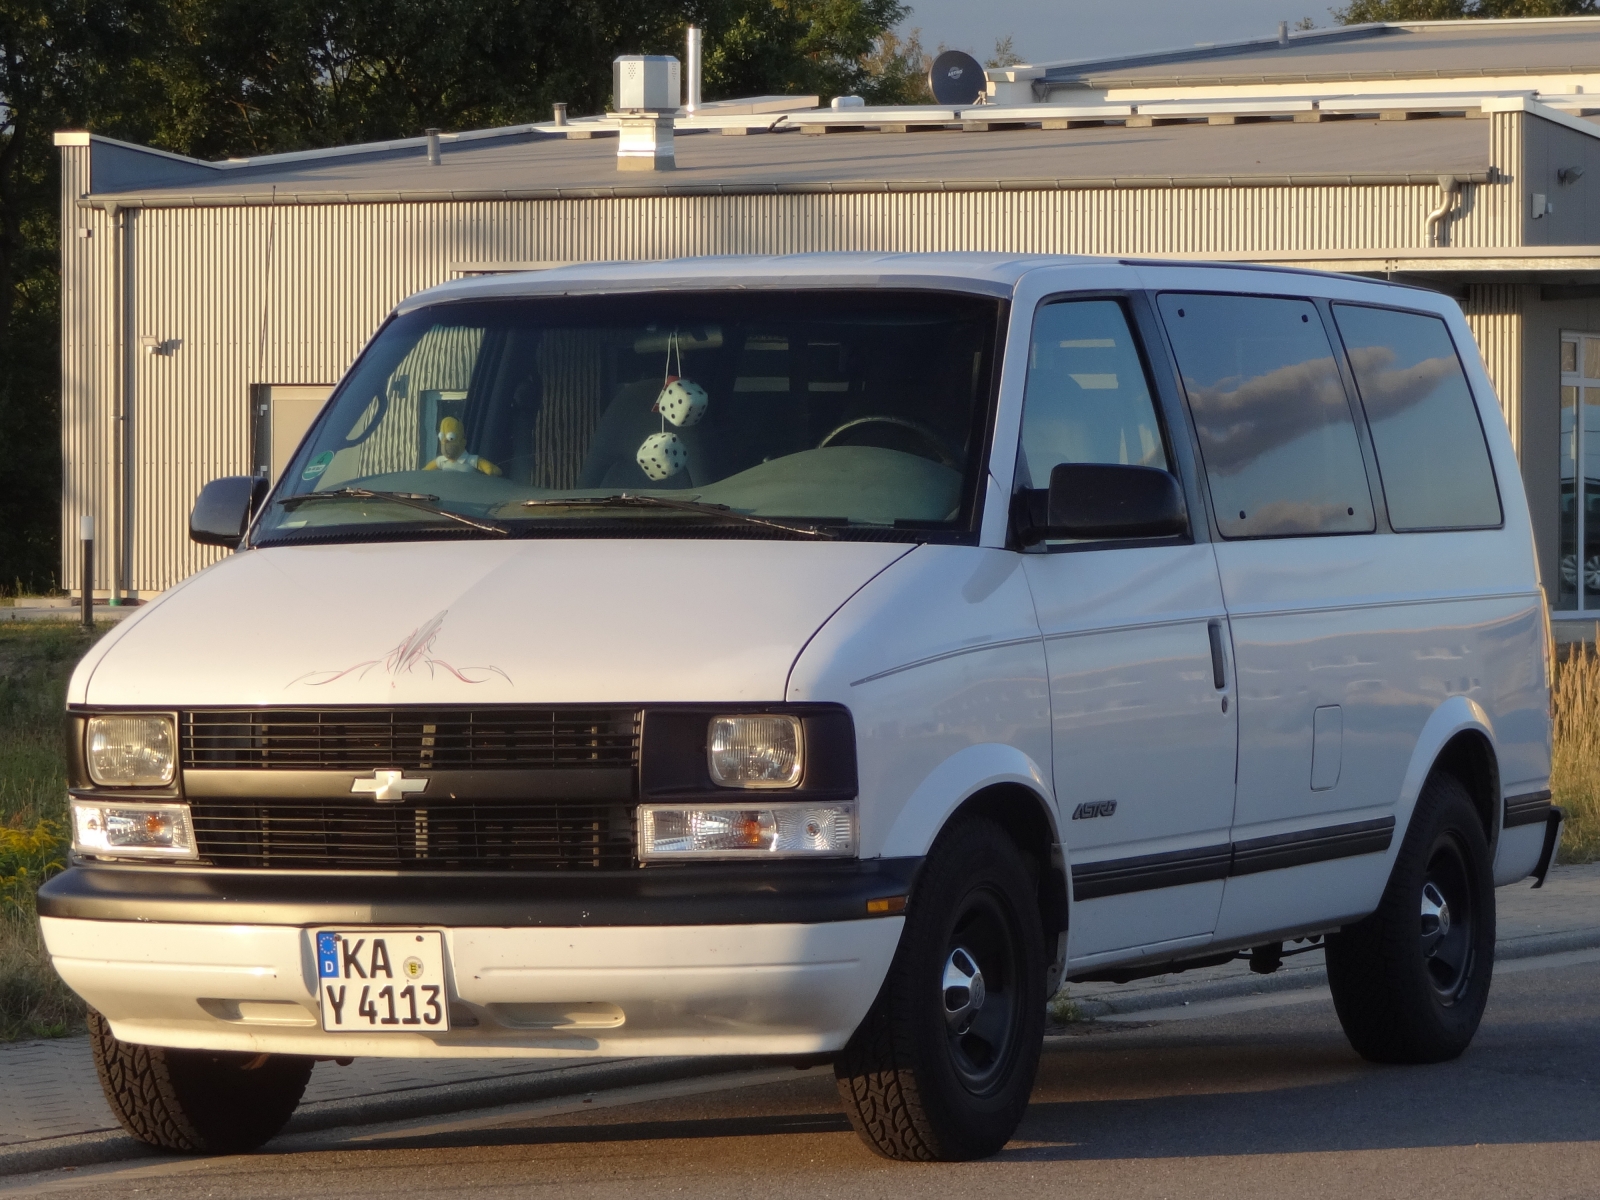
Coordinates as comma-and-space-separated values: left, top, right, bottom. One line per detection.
1558, 335, 1600, 610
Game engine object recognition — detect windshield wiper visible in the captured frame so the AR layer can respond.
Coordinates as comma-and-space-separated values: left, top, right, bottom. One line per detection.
520, 494, 840, 539
278, 488, 509, 536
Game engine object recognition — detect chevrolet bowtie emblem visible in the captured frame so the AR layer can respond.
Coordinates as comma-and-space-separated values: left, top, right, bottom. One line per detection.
351, 770, 428, 803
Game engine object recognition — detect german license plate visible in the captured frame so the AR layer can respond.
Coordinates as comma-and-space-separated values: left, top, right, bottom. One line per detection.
316, 930, 449, 1033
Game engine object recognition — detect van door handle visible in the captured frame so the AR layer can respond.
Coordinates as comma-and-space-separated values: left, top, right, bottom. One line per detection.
1207, 619, 1227, 690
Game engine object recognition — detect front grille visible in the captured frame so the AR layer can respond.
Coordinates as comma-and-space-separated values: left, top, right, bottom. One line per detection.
191, 800, 635, 870
182, 708, 640, 771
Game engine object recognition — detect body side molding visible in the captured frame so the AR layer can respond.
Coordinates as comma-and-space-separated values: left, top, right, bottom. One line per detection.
1070, 815, 1397, 901
1503, 789, 1554, 829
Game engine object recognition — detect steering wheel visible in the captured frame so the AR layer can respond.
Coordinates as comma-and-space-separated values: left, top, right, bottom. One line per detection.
818, 416, 958, 469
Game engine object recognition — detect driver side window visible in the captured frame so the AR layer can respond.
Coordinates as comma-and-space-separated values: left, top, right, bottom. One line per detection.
1018, 299, 1169, 491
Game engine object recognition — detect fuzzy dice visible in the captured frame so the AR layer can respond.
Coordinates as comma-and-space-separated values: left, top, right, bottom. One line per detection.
636, 431, 688, 481
657, 378, 709, 428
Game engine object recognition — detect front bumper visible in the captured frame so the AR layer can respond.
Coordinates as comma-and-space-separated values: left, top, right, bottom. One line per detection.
40, 915, 903, 1058
36, 861, 918, 1058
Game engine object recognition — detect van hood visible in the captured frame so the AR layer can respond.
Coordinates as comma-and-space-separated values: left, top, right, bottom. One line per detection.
77, 539, 913, 707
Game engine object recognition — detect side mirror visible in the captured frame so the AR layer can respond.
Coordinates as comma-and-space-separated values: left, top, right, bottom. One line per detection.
1015, 462, 1188, 546
190, 476, 266, 547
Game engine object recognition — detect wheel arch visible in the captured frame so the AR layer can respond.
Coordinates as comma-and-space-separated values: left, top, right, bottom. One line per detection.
943, 782, 1069, 996
1429, 729, 1501, 853
1395, 697, 1502, 862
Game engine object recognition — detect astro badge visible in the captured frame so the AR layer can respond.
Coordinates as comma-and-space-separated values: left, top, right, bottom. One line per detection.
636, 331, 707, 482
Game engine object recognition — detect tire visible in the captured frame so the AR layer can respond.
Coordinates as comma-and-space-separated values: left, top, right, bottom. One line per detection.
834, 818, 1046, 1161
1325, 772, 1496, 1064
88, 1009, 314, 1153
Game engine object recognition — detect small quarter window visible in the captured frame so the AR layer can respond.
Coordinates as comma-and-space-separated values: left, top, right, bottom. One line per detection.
1158, 293, 1374, 539
1018, 299, 1169, 489
1332, 304, 1502, 532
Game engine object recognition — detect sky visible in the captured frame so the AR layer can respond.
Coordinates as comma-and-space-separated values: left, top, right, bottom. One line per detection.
897, 0, 1347, 67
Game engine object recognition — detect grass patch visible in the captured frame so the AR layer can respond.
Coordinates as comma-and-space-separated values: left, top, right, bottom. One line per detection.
1, 621, 112, 1040
1553, 639, 1600, 865
1047, 987, 1087, 1024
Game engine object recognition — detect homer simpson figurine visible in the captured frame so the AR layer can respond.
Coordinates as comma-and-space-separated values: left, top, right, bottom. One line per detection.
424, 416, 500, 475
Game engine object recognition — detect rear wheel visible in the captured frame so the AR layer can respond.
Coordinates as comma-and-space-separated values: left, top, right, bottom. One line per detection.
834, 817, 1045, 1161
88, 1009, 313, 1153
1325, 773, 1495, 1064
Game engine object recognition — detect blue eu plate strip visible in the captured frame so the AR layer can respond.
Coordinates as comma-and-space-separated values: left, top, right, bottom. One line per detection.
317, 932, 340, 979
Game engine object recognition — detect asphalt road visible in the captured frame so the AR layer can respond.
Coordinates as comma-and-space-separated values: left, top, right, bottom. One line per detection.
9, 952, 1599, 1200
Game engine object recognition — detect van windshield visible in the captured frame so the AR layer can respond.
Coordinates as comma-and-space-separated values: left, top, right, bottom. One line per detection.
254, 290, 1001, 546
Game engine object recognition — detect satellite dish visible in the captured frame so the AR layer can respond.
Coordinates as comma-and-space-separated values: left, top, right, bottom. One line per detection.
929, 50, 985, 106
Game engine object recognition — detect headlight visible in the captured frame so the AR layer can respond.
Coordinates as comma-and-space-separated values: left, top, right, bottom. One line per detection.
86, 714, 176, 787
71, 800, 197, 860
707, 715, 803, 788
638, 802, 856, 860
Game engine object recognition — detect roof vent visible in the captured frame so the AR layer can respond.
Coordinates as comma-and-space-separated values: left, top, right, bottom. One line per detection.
614, 55, 680, 114
425, 128, 441, 166
1278, 20, 1288, 45
613, 55, 679, 172
832, 95, 865, 109
686, 27, 702, 115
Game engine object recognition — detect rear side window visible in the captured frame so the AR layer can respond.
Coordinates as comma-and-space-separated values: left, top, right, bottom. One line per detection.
1158, 293, 1374, 538
1332, 304, 1502, 531
1018, 298, 1169, 489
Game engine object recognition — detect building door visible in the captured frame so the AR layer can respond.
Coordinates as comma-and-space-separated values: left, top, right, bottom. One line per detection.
253, 385, 333, 484
1559, 335, 1600, 611
1016, 295, 1237, 965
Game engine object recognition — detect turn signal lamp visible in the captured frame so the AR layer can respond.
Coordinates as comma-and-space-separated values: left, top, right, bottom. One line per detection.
71, 800, 197, 860
638, 803, 856, 860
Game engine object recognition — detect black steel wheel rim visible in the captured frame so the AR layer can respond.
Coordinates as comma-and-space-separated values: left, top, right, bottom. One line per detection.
1420, 834, 1475, 1004
939, 887, 1022, 1094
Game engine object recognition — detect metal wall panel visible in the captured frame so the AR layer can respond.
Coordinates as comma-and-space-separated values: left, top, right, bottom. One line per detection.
1490, 111, 1525, 248
1463, 282, 1525, 453
65, 121, 1530, 594
1519, 112, 1600, 246
57, 147, 121, 596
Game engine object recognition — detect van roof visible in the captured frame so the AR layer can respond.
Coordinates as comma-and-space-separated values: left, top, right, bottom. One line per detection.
394, 252, 1426, 313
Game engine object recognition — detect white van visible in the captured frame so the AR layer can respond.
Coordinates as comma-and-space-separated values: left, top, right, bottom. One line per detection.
41, 254, 1559, 1162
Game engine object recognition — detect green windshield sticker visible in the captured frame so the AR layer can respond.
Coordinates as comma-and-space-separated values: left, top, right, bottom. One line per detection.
302, 451, 334, 481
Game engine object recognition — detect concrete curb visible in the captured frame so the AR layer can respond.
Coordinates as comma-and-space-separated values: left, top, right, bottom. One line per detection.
1067, 926, 1600, 1020
0, 1131, 152, 1179
0, 1055, 756, 1178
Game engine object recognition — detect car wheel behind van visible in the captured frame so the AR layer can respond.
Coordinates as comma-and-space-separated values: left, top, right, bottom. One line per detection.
88, 1009, 313, 1153
1325, 773, 1495, 1064
834, 817, 1045, 1161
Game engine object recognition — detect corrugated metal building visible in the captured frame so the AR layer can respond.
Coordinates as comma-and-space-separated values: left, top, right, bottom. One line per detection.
53, 16, 1600, 628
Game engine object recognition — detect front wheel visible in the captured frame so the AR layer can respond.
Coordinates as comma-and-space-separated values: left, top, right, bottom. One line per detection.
1325, 772, 1495, 1064
834, 817, 1046, 1161
89, 1009, 313, 1153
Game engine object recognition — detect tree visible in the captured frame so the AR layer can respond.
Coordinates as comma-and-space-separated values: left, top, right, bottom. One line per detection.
986, 35, 1022, 69
0, 0, 916, 593
0, 0, 159, 592
859, 27, 932, 103
1334, 0, 1595, 21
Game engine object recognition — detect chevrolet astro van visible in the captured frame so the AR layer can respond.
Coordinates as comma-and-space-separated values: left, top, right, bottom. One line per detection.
40, 254, 1561, 1162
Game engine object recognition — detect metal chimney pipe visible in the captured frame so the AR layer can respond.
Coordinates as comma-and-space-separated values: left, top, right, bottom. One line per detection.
686, 26, 701, 114
553, 102, 568, 127
425, 128, 441, 165
1278, 20, 1289, 45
